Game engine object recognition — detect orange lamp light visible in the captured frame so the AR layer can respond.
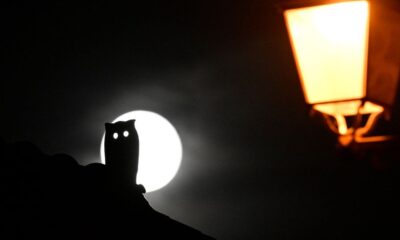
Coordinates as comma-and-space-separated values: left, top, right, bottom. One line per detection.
281, 0, 400, 145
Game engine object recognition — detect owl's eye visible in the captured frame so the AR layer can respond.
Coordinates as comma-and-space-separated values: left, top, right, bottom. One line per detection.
123, 130, 129, 137
113, 132, 119, 139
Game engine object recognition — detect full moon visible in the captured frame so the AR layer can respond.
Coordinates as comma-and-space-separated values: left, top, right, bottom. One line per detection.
100, 110, 182, 192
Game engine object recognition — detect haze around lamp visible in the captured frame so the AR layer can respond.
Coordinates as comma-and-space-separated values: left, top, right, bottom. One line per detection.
282, 0, 400, 145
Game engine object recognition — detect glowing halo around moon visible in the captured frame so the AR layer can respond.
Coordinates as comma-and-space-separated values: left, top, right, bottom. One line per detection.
100, 110, 182, 192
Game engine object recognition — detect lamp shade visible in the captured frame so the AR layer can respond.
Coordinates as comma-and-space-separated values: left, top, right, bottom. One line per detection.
283, 0, 400, 117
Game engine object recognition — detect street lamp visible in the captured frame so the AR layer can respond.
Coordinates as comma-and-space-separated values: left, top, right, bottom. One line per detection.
281, 0, 400, 146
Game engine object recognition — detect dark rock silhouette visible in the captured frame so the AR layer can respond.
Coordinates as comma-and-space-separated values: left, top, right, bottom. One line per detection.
0, 137, 215, 239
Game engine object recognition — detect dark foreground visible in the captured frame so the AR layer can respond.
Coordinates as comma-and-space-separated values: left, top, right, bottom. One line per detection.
0, 139, 215, 239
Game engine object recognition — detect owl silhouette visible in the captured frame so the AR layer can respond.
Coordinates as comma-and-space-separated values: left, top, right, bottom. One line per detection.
104, 120, 139, 186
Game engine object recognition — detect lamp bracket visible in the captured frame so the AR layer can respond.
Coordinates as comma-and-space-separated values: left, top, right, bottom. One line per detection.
316, 106, 393, 147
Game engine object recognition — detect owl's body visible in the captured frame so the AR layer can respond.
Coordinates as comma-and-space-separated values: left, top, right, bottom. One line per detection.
104, 120, 139, 185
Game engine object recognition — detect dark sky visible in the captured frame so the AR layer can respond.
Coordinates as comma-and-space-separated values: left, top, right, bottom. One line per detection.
3, 1, 400, 239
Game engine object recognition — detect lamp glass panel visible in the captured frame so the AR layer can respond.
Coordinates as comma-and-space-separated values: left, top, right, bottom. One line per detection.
284, 1, 370, 104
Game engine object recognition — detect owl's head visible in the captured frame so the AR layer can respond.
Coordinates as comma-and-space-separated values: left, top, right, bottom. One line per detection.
105, 120, 136, 143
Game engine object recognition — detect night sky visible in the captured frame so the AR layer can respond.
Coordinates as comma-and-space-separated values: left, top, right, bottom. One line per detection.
3, 1, 400, 239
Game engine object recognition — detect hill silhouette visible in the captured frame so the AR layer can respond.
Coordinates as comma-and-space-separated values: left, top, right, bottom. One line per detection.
1, 139, 215, 239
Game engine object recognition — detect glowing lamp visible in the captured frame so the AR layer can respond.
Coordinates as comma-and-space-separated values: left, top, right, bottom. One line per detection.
281, 0, 400, 145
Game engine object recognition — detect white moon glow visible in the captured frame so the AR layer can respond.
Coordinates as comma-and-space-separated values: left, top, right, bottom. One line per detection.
100, 110, 182, 192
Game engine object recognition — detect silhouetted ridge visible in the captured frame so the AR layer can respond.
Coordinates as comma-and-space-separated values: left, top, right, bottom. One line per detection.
1, 140, 215, 239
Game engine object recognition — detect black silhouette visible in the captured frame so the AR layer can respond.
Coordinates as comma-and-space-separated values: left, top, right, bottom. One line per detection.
105, 120, 142, 189
0, 124, 215, 239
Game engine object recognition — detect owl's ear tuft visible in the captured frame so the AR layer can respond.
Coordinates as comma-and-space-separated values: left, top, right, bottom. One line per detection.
105, 122, 112, 130
127, 119, 136, 125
